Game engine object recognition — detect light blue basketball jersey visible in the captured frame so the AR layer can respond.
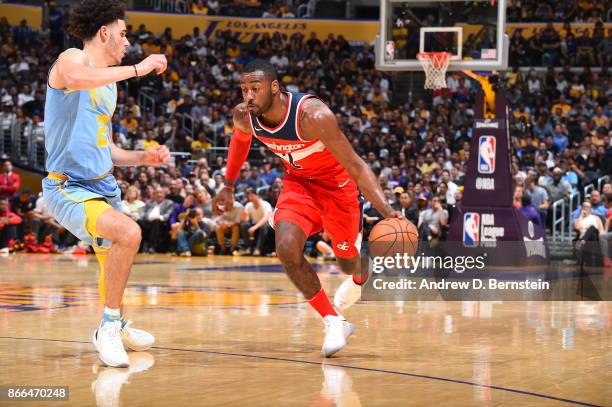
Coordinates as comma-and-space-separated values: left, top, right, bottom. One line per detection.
44, 74, 117, 191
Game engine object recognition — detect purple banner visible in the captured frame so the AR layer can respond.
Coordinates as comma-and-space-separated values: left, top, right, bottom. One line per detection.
462, 92, 513, 207
448, 91, 548, 265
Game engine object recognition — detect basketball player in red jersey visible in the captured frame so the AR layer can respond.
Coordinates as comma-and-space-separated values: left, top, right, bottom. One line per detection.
215, 60, 401, 357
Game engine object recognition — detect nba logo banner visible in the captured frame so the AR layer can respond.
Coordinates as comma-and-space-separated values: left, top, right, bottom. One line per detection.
463, 212, 480, 247
385, 41, 395, 60
478, 136, 496, 174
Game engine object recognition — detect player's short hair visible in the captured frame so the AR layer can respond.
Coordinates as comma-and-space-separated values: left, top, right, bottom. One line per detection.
67, 0, 126, 41
243, 59, 278, 82
245, 187, 256, 196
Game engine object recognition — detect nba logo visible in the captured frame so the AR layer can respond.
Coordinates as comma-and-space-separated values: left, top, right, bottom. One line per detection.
463, 213, 480, 247
385, 41, 395, 60
478, 136, 496, 174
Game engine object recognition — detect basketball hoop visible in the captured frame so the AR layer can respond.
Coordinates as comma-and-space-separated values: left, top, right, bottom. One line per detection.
417, 52, 452, 90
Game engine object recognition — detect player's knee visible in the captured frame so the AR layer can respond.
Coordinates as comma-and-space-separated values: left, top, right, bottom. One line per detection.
121, 221, 142, 248
276, 239, 302, 266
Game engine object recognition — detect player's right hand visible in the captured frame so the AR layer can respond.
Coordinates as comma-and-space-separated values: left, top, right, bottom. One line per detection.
135, 54, 168, 77
381, 206, 404, 219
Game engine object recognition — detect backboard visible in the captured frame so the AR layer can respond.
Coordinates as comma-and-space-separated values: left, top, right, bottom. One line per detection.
375, 0, 509, 71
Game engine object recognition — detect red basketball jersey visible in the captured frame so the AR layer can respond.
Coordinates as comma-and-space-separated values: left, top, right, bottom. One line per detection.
248, 92, 346, 179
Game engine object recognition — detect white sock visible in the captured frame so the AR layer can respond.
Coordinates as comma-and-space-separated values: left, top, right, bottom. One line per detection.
103, 307, 121, 323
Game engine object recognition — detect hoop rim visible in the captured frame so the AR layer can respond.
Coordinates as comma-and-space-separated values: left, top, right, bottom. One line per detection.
416, 52, 453, 60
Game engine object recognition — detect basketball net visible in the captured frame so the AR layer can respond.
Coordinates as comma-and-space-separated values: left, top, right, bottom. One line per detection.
417, 52, 452, 90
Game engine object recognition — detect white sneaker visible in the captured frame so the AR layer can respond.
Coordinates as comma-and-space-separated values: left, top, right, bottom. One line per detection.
121, 320, 155, 352
322, 315, 354, 357
334, 278, 362, 311
93, 321, 130, 368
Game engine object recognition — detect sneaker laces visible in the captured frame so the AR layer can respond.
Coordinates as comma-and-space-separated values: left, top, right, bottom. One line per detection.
121, 320, 138, 337
121, 320, 147, 340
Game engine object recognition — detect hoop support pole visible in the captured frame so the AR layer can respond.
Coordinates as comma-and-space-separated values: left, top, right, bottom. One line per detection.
463, 70, 496, 119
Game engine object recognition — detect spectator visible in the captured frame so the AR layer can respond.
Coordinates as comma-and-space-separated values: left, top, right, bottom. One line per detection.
0, 196, 21, 254
363, 200, 383, 239
166, 179, 185, 204
121, 185, 145, 221
312, 230, 335, 260
575, 29, 595, 66
30, 193, 70, 247
175, 207, 209, 256
541, 23, 560, 66
257, 160, 280, 186
417, 195, 448, 242
440, 170, 458, 204
11, 188, 36, 239
574, 200, 604, 238
240, 188, 272, 256
0, 160, 20, 201
142, 130, 160, 150
392, 192, 418, 225
513, 185, 524, 208
169, 193, 197, 240
519, 194, 541, 225
215, 199, 244, 255
571, 190, 606, 222
120, 111, 138, 136
140, 187, 174, 253
526, 176, 550, 227
192, 0, 208, 15
541, 167, 572, 202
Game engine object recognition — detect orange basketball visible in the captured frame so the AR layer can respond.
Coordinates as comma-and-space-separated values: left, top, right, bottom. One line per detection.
368, 218, 419, 258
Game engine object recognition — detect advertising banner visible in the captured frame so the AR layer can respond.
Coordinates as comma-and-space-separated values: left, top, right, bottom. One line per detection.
125, 12, 380, 43
447, 91, 549, 265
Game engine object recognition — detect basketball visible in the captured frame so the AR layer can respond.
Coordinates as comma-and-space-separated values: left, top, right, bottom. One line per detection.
368, 218, 419, 258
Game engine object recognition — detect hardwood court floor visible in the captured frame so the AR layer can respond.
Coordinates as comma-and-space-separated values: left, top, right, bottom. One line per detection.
0, 253, 609, 407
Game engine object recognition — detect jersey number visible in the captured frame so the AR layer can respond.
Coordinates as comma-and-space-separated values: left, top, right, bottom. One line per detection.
283, 153, 303, 169
96, 114, 110, 147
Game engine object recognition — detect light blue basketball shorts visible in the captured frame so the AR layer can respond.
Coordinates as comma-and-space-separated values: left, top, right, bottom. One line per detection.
42, 174, 122, 249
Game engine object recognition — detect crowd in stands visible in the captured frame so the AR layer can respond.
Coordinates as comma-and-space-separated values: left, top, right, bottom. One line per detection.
155, 0, 305, 18
507, 1, 609, 23
0, 13, 610, 260
155, 0, 610, 22
508, 22, 611, 67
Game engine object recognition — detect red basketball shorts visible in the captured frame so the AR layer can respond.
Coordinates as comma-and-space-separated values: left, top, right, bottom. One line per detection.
269, 172, 363, 259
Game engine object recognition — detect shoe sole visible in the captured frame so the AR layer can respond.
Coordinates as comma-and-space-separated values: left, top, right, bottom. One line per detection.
334, 297, 359, 312
122, 340, 154, 352
322, 323, 355, 358
93, 329, 130, 368
334, 288, 361, 312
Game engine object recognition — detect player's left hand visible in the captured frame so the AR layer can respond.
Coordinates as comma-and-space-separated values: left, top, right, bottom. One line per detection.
143, 145, 170, 166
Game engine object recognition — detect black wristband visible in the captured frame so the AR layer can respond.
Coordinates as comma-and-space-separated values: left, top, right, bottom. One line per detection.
133, 65, 138, 77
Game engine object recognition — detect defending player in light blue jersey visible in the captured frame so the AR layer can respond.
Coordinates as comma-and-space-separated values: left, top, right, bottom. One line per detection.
43, 0, 169, 368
